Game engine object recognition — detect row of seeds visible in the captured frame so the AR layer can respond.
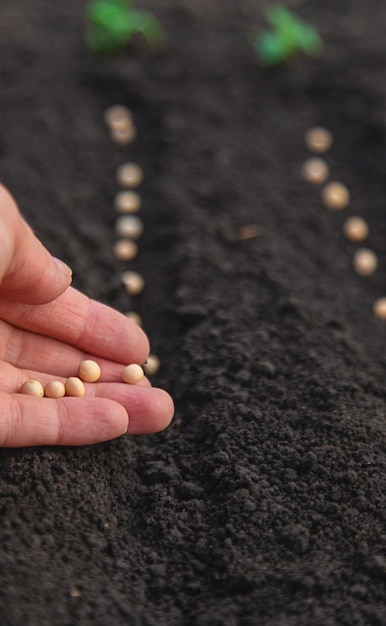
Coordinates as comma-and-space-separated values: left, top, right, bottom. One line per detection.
302, 126, 386, 320
20, 360, 145, 398
105, 104, 160, 375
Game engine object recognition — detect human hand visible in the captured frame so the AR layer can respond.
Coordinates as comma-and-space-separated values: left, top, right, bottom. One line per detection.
0, 184, 174, 447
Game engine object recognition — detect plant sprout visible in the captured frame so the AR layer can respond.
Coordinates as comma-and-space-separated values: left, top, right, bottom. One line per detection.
253, 4, 322, 66
86, 0, 165, 55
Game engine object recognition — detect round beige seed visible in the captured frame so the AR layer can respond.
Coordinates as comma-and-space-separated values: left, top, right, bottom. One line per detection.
121, 271, 145, 295
122, 363, 144, 384
301, 157, 329, 185
343, 216, 369, 242
110, 124, 137, 145
19, 380, 44, 398
115, 190, 141, 213
44, 381, 66, 399
305, 127, 333, 154
78, 360, 101, 383
143, 354, 160, 376
353, 248, 378, 276
104, 105, 132, 129
115, 215, 143, 239
322, 182, 350, 211
125, 311, 143, 326
373, 297, 386, 320
113, 239, 138, 261
117, 163, 143, 188
65, 377, 86, 397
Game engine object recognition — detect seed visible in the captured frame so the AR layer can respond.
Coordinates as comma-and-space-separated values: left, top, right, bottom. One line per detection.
115, 215, 143, 239
305, 127, 333, 153
322, 182, 350, 210
110, 124, 137, 145
104, 105, 132, 129
353, 248, 378, 276
113, 239, 138, 261
44, 381, 66, 399
65, 377, 86, 397
121, 271, 145, 295
301, 157, 329, 185
343, 216, 369, 242
19, 380, 44, 397
373, 297, 386, 320
122, 363, 144, 384
125, 311, 142, 326
78, 360, 101, 383
143, 354, 160, 376
237, 224, 262, 240
117, 163, 143, 188
115, 190, 141, 213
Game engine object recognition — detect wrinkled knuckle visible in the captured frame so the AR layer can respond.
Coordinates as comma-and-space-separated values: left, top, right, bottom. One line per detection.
55, 400, 70, 445
0, 396, 23, 447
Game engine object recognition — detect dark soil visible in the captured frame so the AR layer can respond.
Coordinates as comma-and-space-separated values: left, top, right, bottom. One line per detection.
1, 1, 386, 624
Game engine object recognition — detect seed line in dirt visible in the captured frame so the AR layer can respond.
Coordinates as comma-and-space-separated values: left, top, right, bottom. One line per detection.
302, 125, 386, 321
104, 103, 160, 377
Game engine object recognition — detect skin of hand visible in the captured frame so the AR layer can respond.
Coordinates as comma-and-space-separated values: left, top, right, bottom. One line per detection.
0, 184, 174, 447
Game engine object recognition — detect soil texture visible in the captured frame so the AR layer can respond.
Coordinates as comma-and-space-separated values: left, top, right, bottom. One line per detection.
0, 1, 386, 625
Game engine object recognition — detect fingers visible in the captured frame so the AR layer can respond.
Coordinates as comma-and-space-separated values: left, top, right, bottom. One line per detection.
0, 317, 148, 381
0, 393, 129, 447
92, 383, 174, 435
0, 287, 150, 365
0, 378, 174, 447
0, 185, 73, 304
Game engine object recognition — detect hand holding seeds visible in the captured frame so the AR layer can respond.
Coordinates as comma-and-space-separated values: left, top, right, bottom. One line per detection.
0, 184, 174, 447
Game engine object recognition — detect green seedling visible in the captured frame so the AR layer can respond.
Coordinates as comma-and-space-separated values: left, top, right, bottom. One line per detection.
253, 4, 322, 66
86, 0, 165, 55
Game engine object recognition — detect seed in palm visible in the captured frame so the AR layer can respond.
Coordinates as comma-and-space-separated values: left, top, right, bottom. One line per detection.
65, 377, 86, 397
19, 380, 44, 398
78, 360, 101, 383
44, 381, 66, 399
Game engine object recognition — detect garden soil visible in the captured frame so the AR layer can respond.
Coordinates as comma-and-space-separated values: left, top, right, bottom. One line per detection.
0, 1, 386, 624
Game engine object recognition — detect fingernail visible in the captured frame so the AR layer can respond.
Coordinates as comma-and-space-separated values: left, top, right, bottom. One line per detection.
53, 256, 73, 277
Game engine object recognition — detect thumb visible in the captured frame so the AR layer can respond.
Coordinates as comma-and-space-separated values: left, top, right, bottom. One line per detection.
0, 185, 72, 304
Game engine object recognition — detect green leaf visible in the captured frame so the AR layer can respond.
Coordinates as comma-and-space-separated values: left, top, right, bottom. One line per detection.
86, 0, 165, 55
